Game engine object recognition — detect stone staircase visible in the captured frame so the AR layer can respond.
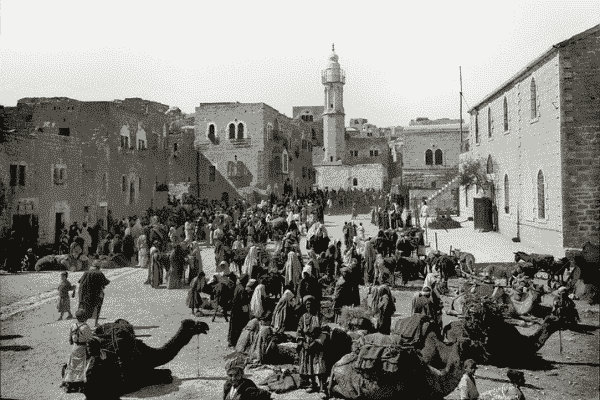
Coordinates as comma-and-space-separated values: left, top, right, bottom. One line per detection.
426, 175, 460, 215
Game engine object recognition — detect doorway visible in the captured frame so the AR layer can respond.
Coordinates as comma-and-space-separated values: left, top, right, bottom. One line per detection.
55, 213, 64, 244
221, 192, 229, 203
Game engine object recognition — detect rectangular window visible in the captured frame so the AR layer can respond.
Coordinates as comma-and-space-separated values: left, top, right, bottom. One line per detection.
18, 165, 26, 186
58, 128, 70, 136
122, 175, 126, 191
209, 166, 216, 182
9, 165, 17, 187
139, 177, 142, 191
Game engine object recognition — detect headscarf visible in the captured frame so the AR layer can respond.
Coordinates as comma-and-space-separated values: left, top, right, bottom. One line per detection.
246, 279, 257, 289
283, 251, 302, 289
217, 261, 230, 275
302, 264, 313, 277
242, 246, 259, 278
250, 283, 266, 319
225, 356, 246, 373
272, 289, 295, 333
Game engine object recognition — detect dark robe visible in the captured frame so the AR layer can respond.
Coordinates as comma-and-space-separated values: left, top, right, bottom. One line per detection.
122, 234, 135, 259
298, 275, 321, 304
332, 276, 353, 316
78, 269, 110, 320
228, 279, 251, 347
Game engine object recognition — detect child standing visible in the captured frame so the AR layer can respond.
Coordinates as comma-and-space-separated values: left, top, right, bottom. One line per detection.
57, 271, 76, 320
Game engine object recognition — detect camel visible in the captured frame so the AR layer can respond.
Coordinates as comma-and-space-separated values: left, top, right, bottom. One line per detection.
443, 315, 564, 365
86, 318, 209, 395
420, 330, 489, 370
451, 248, 476, 275
450, 283, 545, 317
326, 337, 481, 400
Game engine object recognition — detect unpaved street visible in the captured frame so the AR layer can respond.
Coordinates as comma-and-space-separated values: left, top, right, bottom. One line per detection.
1, 214, 598, 400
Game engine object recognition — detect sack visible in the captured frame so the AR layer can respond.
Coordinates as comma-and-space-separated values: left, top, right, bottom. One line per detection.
353, 344, 402, 374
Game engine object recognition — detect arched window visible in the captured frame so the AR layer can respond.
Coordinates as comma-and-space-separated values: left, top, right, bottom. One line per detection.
353, 178, 358, 186
237, 123, 244, 139
208, 123, 215, 138
530, 78, 537, 120
425, 149, 433, 165
228, 123, 235, 139
503, 97, 509, 132
487, 107, 493, 137
282, 149, 289, 173
434, 149, 443, 165
266, 124, 273, 140
537, 170, 545, 219
504, 174, 510, 214
487, 155, 493, 174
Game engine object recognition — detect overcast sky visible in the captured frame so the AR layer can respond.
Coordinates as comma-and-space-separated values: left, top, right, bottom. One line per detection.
1, 1, 598, 127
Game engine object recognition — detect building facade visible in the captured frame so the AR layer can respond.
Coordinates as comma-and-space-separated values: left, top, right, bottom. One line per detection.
1, 97, 171, 245
193, 102, 315, 201
459, 24, 599, 255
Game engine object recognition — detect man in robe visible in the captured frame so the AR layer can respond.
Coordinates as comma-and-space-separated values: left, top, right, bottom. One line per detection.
78, 263, 110, 327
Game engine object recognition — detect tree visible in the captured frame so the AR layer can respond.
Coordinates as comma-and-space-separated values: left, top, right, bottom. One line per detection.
458, 157, 492, 190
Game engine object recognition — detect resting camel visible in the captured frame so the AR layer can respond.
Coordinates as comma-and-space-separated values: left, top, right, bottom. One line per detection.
84, 318, 209, 395
451, 283, 545, 317
443, 315, 565, 365
326, 337, 482, 400
420, 330, 489, 370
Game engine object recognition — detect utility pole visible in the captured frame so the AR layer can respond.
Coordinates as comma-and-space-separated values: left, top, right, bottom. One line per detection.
460, 66, 463, 147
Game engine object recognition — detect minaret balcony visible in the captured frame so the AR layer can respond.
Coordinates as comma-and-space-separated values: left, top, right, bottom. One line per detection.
322, 69, 345, 84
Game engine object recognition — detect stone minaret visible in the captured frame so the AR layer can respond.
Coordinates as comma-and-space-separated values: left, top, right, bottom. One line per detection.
322, 44, 346, 164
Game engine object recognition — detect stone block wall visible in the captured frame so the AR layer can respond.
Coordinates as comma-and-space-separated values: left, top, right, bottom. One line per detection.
560, 28, 600, 247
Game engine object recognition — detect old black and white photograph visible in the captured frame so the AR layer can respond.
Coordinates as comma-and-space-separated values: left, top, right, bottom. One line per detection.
1, 1, 599, 399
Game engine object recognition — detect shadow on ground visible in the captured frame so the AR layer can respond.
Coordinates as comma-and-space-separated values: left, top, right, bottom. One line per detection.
0, 345, 32, 352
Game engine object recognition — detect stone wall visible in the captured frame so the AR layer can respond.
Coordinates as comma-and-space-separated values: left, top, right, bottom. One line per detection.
315, 163, 385, 190
560, 28, 600, 247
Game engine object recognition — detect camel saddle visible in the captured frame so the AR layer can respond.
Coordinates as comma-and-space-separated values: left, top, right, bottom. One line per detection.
392, 314, 435, 348
353, 333, 414, 374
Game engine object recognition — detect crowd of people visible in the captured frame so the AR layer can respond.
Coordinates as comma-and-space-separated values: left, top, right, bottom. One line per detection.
46, 187, 550, 400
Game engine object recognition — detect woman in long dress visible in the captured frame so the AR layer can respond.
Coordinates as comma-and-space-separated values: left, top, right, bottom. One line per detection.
137, 233, 148, 269
235, 318, 260, 354
187, 241, 203, 285
168, 244, 186, 289
296, 295, 327, 394
149, 241, 162, 288
249, 283, 266, 320
307, 249, 320, 278
242, 246, 259, 279
372, 282, 396, 334
282, 251, 302, 294
228, 274, 251, 347
60, 309, 94, 393
272, 289, 297, 334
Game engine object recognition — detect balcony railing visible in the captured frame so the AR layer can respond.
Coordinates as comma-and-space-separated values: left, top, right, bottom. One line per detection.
321, 69, 345, 84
